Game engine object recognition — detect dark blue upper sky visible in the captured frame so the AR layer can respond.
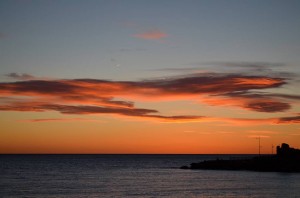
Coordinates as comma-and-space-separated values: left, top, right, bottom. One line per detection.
1, 0, 300, 80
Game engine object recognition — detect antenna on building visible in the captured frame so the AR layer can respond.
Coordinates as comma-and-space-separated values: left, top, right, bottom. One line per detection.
272, 144, 274, 155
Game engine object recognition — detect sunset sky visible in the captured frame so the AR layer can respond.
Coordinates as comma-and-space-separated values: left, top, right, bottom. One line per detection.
1, 0, 300, 154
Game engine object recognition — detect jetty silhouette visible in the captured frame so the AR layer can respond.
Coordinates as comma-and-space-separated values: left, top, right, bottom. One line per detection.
181, 143, 300, 172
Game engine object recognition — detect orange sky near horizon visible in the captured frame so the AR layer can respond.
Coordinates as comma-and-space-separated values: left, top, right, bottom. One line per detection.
1, 108, 299, 154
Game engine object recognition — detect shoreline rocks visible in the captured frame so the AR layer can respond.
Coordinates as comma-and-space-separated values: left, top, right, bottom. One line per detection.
180, 156, 300, 172
180, 143, 300, 173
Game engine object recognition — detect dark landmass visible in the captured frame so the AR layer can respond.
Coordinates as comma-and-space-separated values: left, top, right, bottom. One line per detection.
181, 143, 300, 172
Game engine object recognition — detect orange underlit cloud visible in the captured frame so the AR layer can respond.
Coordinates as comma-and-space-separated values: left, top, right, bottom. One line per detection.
19, 118, 100, 123
0, 72, 299, 124
133, 29, 168, 40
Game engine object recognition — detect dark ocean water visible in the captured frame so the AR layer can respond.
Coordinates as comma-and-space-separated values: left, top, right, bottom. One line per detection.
0, 154, 299, 198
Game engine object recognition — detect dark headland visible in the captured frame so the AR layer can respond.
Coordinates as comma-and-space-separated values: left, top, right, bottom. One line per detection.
181, 143, 300, 172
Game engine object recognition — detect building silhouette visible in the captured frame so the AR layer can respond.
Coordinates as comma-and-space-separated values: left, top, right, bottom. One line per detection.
276, 143, 300, 157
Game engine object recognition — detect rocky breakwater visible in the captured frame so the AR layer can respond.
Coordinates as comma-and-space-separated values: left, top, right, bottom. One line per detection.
181, 143, 300, 172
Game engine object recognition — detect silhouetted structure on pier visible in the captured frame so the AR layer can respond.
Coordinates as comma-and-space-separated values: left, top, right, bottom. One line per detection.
181, 143, 300, 172
276, 143, 300, 158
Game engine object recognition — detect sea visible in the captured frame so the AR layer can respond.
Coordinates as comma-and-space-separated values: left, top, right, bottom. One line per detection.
1, 154, 299, 198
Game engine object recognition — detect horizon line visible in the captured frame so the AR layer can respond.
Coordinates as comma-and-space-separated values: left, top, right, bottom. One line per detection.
0, 153, 268, 155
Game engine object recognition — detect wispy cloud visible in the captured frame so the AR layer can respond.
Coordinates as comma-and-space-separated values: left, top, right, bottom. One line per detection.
6, 73, 36, 80
185, 61, 292, 79
248, 130, 278, 134
2, 101, 207, 123
19, 118, 101, 123
196, 61, 285, 73
205, 61, 284, 69
0, 72, 299, 123
277, 115, 300, 124
244, 101, 290, 112
133, 29, 168, 40
246, 130, 277, 138
248, 135, 270, 138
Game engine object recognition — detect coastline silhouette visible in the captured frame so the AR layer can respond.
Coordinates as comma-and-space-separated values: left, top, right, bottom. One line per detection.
181, 143, 300, 172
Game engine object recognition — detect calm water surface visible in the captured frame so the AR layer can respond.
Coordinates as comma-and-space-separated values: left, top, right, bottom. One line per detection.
1, 154, 299, 197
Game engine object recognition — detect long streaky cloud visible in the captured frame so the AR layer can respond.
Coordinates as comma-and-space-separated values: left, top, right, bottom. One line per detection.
0, 72, 298, 123
0, 101, 207, 122
6, 73, 36, 80
133, 29, 168, 40
277, 115, 300, 124
19, 118, 100, 123
248, 135, 270, 138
